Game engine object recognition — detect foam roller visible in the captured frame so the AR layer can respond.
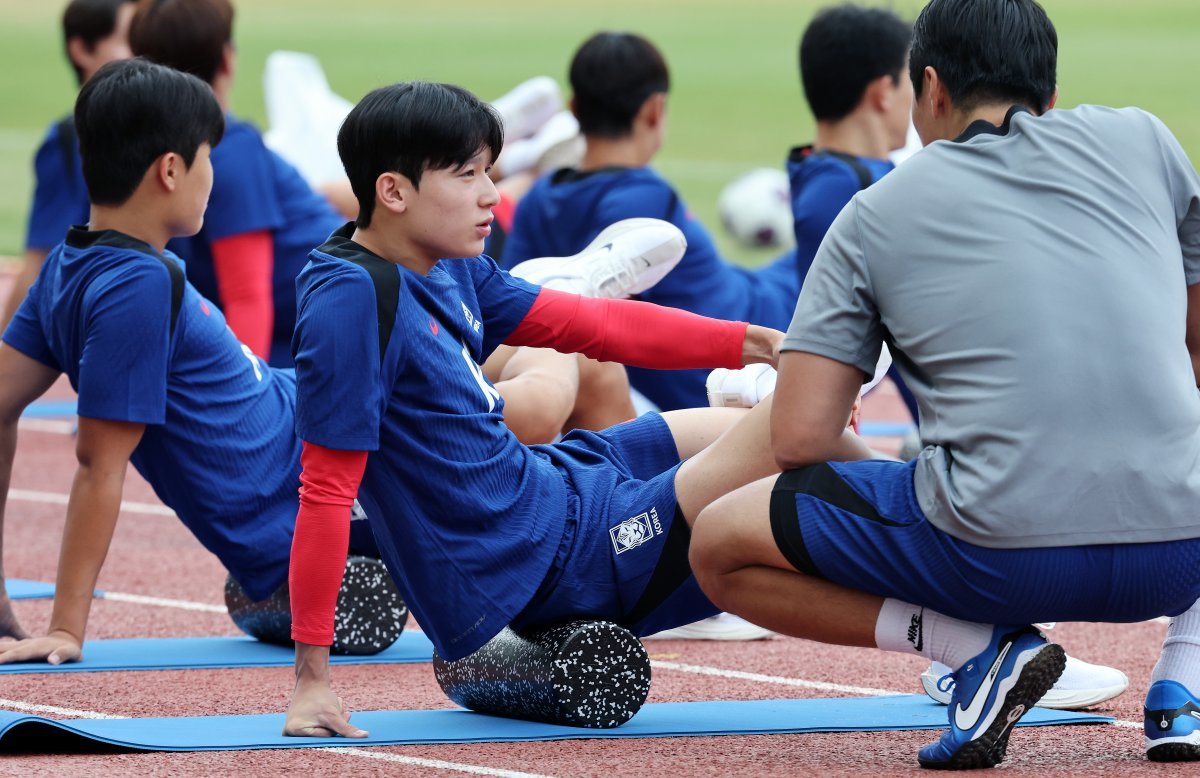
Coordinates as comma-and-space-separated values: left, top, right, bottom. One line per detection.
433, 620, 651, 728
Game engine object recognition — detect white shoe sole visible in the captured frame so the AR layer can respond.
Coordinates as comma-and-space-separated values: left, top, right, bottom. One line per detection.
642, 614, 774, 641
921, 654, 1128, 710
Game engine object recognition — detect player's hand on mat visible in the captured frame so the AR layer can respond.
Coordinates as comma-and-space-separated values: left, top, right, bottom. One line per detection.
284, 681, 368, 738
0, 629, 81, 665
0, 593, 30, 641
742, 325, 784, 368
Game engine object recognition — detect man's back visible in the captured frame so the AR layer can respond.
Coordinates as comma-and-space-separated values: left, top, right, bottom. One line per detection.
789, 104, 1200, 547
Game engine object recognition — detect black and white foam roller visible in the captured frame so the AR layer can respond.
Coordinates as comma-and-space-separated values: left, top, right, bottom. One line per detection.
224, 555, 407, 655
432, 620, 651, 728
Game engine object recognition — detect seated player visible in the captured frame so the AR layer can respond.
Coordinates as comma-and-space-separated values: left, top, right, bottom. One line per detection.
0, 0, 135, 336
790, 2, 1125, 710
278, 79, 892, 738
689, 0, 1200, 767
0, 60, 666, 662
501, 32, 803, 412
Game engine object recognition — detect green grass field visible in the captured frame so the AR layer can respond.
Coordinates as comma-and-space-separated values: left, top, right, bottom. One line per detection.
1, 0, 1198, 262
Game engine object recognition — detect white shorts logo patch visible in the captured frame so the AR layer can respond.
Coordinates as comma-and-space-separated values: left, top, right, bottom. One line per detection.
610, 508, 663, 554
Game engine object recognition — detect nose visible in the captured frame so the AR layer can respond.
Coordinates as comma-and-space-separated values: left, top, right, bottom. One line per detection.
481, 174, 501, 208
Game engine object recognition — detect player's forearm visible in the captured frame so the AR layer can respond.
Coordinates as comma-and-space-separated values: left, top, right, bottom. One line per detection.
212, 231, 275, 358
294, 641, 333, 684
48, 462, 127, 643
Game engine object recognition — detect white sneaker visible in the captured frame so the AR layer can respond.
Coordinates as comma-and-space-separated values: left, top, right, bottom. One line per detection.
492, 76, 563, 141
706, 364, 777, 409
920, 654, 1129, 710
643, 613, 775, 641
509, 218, 685, 299
497, 111, 584, 177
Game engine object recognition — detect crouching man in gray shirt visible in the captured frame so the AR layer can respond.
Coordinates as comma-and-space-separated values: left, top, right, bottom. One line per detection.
689, 0, 1200, 769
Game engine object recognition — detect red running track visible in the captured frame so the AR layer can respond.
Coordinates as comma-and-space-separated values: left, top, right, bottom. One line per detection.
0, 268, 1182, 776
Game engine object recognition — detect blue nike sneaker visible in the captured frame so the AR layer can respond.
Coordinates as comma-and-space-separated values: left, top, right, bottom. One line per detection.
917, 626, 1065, 770
1144, 680, 1200, 761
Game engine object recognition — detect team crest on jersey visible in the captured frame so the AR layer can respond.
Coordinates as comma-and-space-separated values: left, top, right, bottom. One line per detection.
609, 507, 663, 554
460, 301, 481, 333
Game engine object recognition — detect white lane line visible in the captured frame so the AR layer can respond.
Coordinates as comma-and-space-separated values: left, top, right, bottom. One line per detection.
99, 591, 227, 614
652, 659, 899, 697
0, 700, 554, 775
325, 747, 556, 777
8, 488, 175, 517
17, 419, 75, 434
0, 699, 125, 720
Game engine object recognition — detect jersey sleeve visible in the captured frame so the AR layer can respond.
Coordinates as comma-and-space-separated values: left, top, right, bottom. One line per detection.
293, 263, 391, 450
76, 263, 174, 423
792, 167, 863, 288
1, 276, 60, 371
24, 125, 87, 251
1148, 112, 1200, 284
202, 127, 286, 241
782, 199, 884, 378
469, 256, 542, 357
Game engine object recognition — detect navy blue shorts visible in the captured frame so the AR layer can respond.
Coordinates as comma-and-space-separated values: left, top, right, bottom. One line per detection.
512, 413, 719, 636
770, 459, 1200, 624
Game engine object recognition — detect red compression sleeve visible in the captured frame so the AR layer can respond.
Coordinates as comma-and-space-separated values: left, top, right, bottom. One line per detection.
493, 191, 517, 233
289, 442, 369, 646
211, 230, 274, 359
506, 288, 747, 369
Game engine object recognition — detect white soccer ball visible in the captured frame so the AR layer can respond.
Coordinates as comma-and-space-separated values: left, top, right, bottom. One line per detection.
717, 167, 795, 250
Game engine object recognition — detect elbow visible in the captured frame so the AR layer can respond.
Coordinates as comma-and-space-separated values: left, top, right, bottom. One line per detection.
771, 426, 837, 471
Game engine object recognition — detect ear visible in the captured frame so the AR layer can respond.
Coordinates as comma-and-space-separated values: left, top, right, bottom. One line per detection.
220, 42, 236, 78
864, 74, 893, 113
640, 93, 667, 129
1045, 87, 1059, 112
66, 36, 92, 74
923, 66, 950, 119
156, 152, 182, 193
568, 96, 578, 119
374, 172, 411, 217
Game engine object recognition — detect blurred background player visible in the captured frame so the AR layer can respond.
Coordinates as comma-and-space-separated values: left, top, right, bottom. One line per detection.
0, 0, 135, 335
501, 32, 803, 413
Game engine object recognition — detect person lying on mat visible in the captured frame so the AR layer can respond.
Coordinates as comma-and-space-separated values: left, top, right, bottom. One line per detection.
687, 0, 1200, 768
0, 59, 667, 663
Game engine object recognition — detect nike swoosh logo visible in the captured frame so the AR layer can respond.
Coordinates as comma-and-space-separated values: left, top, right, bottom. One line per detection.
953, 641, 1013, 731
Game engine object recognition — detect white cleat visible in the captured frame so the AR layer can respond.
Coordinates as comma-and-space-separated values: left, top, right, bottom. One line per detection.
497, 110, 584, 177
707, 364, 777, 409
492, 76, 563, 142
509, 218, 686, 299
921, 654, 1129, 710
643, 613, 775, 641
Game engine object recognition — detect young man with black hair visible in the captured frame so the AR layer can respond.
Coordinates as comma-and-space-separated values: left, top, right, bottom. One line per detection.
1, 0, 136, 335
0, 59, 661, 663
501, 32, 804, 413
280, 80, 811, 738
793, 2, 1126, 712
690, 0, 1200, 767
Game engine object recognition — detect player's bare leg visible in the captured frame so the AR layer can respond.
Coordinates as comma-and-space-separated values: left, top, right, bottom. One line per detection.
565, 357, 636, 433
484, 345, 580, 444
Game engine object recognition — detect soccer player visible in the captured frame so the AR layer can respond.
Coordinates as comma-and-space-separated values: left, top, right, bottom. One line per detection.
689, 0, 1200, 767
791, 3, 1125, 710
501, 32, 803, 412
0, 0, 136, 335
0, 59, 664, 662
280, 80, 819, 738
128, 0, 345, 368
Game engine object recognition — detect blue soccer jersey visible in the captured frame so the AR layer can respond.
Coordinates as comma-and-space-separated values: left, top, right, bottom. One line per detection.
502, 166, 798, 411
786, 146, 893, 287
24, 117, 89, 252
167, 117, 343, 368
294, 226, 598, 660
3, 228, 302, 599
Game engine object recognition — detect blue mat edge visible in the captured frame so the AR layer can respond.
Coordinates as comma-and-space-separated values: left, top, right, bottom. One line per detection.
0, 697, 1114, 753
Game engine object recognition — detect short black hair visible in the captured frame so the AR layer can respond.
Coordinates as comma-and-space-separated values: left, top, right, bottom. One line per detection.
75, 58, 224, 206
62, 0, 135, 85
569, 32, 670, 138
338, 81, 504, 229
129, 0, 234, 86
800, 4, 912, 122
909, 0, 1057, 113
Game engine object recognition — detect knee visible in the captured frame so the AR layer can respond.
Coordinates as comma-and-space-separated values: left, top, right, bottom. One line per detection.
576, 357, 631, 407
688, 503, 739, 609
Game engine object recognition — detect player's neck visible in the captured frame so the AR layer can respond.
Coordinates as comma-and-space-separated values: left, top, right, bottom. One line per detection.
813, 117, 891, 160
580, 133, 654, 171
351, 225, 437, 276
87, 201, 171, 253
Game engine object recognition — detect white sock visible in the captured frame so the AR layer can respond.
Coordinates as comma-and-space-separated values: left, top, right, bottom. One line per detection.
1151, 599, 1200, 695
874, 599, 994, 670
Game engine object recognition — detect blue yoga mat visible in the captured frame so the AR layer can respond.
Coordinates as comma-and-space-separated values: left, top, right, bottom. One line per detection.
859, 421, 916, 437
0, 696, 1111, 752
20, 400, 78, 419
4, 579, 103, 601
0, 634, 434, 674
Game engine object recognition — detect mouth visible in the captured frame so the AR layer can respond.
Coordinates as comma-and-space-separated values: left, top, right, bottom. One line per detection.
476, 217, 494, 237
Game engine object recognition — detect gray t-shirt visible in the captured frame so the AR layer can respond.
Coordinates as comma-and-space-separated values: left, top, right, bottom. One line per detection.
783, 104, 1200, 548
